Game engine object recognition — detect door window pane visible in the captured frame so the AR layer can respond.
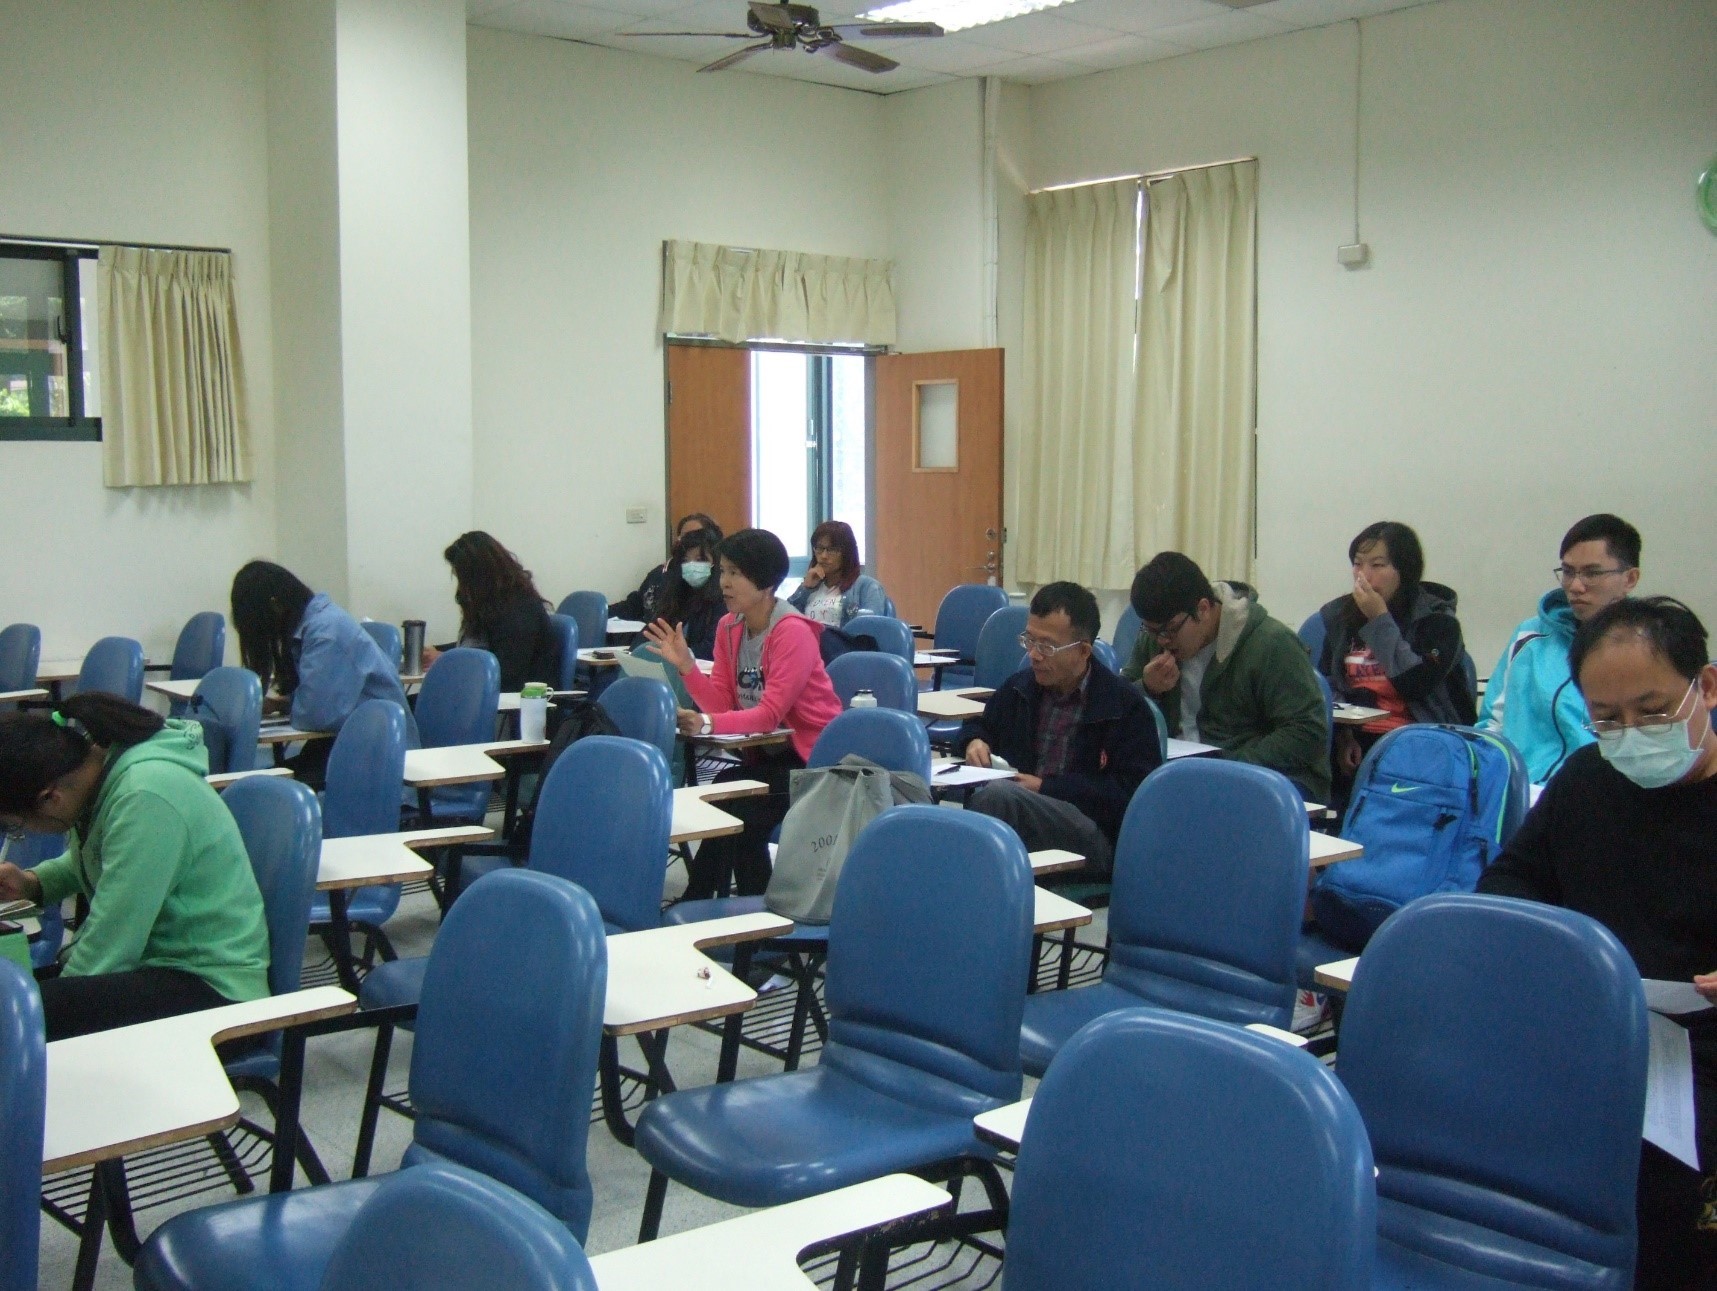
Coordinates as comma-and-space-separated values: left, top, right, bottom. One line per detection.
829, 354, 868, 564
752, 350, 810, 559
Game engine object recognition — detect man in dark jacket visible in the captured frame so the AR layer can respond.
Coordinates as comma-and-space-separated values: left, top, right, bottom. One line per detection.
956, 581, 1163, 878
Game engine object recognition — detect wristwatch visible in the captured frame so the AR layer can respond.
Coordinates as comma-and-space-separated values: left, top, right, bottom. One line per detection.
700, 715, 712, 736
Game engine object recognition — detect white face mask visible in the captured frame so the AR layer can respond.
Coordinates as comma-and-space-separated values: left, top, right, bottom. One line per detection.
1595, 680, 1710, 789
680, 560, 712, 589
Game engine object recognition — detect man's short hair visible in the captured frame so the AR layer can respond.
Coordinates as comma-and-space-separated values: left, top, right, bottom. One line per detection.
1560, 514, 1641, 569
1029, 581, 1100, 644
1130, 552, 1215, 625
1570, 595, 1707, 690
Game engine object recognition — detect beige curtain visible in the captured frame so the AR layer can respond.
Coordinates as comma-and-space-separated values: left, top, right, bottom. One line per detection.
659, 240, 896, 347
98, 247, 250, 487
1135, 161, 1257, 581
1014, 178, 1144, 589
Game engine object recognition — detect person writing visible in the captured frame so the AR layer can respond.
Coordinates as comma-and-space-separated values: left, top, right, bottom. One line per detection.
0, 695, 268, 1041
786, 521, 891, 628
421, 531, 557, 690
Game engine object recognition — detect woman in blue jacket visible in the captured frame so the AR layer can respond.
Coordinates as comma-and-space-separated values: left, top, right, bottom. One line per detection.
787, 521, 890, 628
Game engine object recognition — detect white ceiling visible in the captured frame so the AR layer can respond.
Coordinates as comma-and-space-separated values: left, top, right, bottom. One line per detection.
467, 0, 1435, 94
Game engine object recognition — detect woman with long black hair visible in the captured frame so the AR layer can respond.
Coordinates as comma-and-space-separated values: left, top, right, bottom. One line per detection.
0, 694, 268, 1040
422, 531, 556, 691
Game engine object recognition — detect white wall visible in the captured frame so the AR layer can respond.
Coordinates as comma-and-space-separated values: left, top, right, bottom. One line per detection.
465, 30, 892, 609
0, 0, 276, 662
1025, 0, 1717, 667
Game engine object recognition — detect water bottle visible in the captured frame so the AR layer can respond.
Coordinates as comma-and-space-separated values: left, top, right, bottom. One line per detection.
401, 620, 426, 676
851, 689, 877, 709
519, 681, 550, 744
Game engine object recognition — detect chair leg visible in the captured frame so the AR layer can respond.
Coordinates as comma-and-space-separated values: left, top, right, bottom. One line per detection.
598, 1034, 637, 1148
243, 1079, 333, 1188
639, 1168, 669, 1243
855, 1235, 890, 1291
352, 1022, 396, 1179
1057, 928, 1075, 991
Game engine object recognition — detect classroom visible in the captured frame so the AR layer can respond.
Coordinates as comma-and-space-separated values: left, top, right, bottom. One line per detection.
2, 0, 1716, 1287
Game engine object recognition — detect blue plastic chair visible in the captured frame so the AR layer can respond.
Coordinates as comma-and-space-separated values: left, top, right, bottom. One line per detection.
411, 647, 501, 823
929, 584, 1009, 689
310, 700, 410, 966
1018, 759, 1309, 1077
360, 620, 403, 671
1298, 610, 1326, 661
168, 611, 226, 682
4, 831, 66, 969
0, 623, 41, 694
827, 651, 919, 713
927, 604, 1025, 744
1313, 670, 1336, 756
1339, 893, 1648, 1290
319, 1163, 597, 1291
843, 613, 914, 664
1090, 638, 1118, 673
634, 805, 1033, 1239
597, 676, 678, 770
547, 613, 579, 693
1110, 603, 1141, 670
74, 635, 144, 702
189, 666, 262, 775
557, 591, 608, 651
0, 959, 45, 1291
1007, 1008, 1375, 1291
136, 869, 609, 1291
1142, 694, 1168, 759
811, 707, 932, 784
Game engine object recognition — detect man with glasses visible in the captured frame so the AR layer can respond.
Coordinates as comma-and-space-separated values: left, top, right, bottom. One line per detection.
1123, 552, 1330, 802
1478, 513, 1641, 783
955, 582, 1162, 878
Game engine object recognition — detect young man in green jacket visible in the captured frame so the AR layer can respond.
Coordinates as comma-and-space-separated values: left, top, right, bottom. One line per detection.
1123, 552, 1331, 802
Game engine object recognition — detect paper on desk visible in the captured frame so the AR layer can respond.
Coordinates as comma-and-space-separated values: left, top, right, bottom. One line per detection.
1644, 979, 1715, 1016
932, 764, 1016, 788
1645, 1011, 1701, 1169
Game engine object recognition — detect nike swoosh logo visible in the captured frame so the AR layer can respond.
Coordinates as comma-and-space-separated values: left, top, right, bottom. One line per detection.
1389, 784, 1417, 795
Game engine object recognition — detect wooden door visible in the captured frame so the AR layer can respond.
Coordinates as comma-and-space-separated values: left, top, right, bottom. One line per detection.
665, 344, 750, 541
872, 349, 1005, 630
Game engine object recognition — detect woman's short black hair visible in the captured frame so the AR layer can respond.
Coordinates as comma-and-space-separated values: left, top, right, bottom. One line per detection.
1130, 552, 1215, 626
1348, 520, 1425, 623
1570, 596, 1709, 690
717, 529, 790, 593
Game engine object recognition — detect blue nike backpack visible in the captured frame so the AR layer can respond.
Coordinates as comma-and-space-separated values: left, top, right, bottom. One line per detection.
1310, 724, 1530, 951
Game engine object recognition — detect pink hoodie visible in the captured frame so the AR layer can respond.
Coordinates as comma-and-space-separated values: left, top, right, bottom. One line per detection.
681, 610, 843, 761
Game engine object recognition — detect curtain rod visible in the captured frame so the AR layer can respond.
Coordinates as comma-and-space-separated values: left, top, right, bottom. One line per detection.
1028, 155, 1258, 195
0, 233, 233, 255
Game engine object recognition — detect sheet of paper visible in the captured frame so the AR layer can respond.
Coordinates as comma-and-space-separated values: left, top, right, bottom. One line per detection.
1643, 979, 1714, 1016
931, 764, 1016, 788
1644, 1011, 1701, 1170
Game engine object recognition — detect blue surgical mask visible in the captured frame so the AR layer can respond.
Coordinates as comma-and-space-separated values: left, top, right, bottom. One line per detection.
681, 560, 712, 589
1596, 685, 1710, 789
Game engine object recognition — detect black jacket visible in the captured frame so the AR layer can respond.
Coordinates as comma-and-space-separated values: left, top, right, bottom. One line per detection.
471, 590, 558, 692
1316, 582, 1475, 726
954, 662, 1164, 844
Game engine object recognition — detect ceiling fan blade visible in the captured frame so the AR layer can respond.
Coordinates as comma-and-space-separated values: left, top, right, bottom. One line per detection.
827, 22, 944, 38
747, 1, 802, 34
699, 40, 775, 71
618, 30, 757, 38
822, 40, 897, 72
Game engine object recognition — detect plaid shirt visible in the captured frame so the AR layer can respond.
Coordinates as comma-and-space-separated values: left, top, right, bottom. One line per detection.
1033, 670, 1089, 778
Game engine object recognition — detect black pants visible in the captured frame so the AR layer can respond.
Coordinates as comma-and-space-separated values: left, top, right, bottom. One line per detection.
682, 747, 803, 900
1639, 1142, 1717, 1289
40, 965, 235, 1042
283, 738, 334, 790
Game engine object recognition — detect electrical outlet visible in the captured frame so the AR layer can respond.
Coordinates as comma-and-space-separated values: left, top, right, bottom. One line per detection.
1337, 242, 1371, 268
625, 506, 647, 525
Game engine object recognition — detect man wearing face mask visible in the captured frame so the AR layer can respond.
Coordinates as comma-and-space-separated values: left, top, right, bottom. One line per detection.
1479, 596, 1717, 1288
655, 527, 725, 660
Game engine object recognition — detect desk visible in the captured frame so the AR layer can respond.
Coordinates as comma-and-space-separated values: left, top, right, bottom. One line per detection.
496, 688, 582, 712
670, 791, 746, 843
1028, 849, 1086, 876
36, 660, 85, 685
588, 1174, 951, 1291
1313, 956, 1359, 992
683, 778, 769, 804
916, 688, 992, 721
206, 767, 294, 791
608, 617, 646, 636
1309, 833, 1363, 868
578, 648, 623, 667
684, 727, 792, 752
145, 677, 201, 702
929, 757, 1016, 790
1332, 703, 1389, 726
0, 687, 49, 704
403, 745, 505, 788
1032, 886, 1091, 935
1165, 737, 1220, 759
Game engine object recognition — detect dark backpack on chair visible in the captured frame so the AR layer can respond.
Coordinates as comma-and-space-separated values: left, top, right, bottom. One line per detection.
818, 625, 879, 665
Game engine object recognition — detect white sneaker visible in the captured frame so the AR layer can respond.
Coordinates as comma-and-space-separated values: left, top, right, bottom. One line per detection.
1292, 989, 1329, 1034
758, 972, 795, 994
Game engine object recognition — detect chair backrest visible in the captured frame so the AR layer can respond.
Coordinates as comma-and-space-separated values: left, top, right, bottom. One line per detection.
1090, 638, 1118, 673
321, 1162, 596, 1291
825, 652, 918, 714
1313, 670, 1336, 755
824, 806, 1034, 1106
75, 635, 144, 702
322, 699, 409, 839
169, 611, 226, 682
596, 676, 677, 767
556, 592, 608, 651
973, 605, 1029, 689
1106, 759, 1308, 1029
1339, 893, 1648, 1289
932, 584, 1009, 660
0, 623, 41, 693
4, 833, 65, 968
1110, 603, 1141, 668
547, 614, 580, 692
407, 869, 607, 1242
224, 776, 322, 998
0, 959, 45, 1291
191, 666, 262, 775
1297, 610, 1326, 661
842, 613, 913, 664
415, 648, 502, 750
1141, 694, 1168, 758
528, 735, 673, 934
1006, 1008, 1375, 1291
808, 707, 932, 783
360, 620, 403, 671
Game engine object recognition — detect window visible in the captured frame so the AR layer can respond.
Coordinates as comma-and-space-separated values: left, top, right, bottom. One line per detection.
0, 243, 101, 440
750, 349, 869, 567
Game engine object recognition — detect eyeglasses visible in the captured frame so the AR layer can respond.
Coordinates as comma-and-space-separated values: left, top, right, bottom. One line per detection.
1554, 564, 1631, 587
1584, 679, 1699, 739
1141, 611, 1192, 643
1018, 633, 1087, 659
811, 544, 841, 555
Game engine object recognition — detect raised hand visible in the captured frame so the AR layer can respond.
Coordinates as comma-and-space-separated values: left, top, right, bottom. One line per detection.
642, 619, 695, 675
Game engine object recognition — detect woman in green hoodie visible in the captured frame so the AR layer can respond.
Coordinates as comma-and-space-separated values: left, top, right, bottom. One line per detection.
0, 693, 269, 1040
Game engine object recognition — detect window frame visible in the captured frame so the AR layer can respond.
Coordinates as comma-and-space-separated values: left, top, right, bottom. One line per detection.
0, 241, 101, 442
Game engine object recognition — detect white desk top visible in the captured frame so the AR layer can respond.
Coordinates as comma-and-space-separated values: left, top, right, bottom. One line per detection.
257, 721, 332, 746
0, 687, 49, 704
929, 758, 1016, 788
1165, 737, 1220, 759
43, 987, 354, 1173
1314, 956, 1359, 992
588, 1174, 950, 1290
686, 727, 792, 750
605, 912, 794, 1035
608, 617, 646, 635
1332, 703, 1389, 726
914, 650, 960, 666
1028, 849, 1086, 876
206, 767, 294, 790
403, 745, 505, 788
682, 779, 769, 804
497, 689, 581, 712
1033, 886, 1092, 934
1309, 833, 1364, 868
479, 737, 552, 757
578, 648, 623, 666
916, 690, 989, 720
146, 677, 201, 701
670, 792, 745, 844
318, 826, 494, 890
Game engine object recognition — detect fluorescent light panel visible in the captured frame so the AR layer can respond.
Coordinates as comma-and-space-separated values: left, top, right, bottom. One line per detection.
857, 0, 1079, 34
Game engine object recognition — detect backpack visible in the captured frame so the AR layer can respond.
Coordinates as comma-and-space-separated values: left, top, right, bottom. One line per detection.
512, 701, 622, 850
818, 625, 878, 665
1310, 724, 1528, 952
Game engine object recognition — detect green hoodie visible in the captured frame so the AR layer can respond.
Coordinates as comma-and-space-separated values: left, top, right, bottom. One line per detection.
1124, 581, 1332, 801
33, 720, 269, 1003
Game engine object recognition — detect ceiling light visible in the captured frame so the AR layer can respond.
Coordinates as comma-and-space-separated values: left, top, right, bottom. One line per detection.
857, 0, 1078, 34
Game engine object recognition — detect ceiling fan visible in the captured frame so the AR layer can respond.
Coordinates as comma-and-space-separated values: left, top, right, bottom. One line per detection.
620, 1, 944, 75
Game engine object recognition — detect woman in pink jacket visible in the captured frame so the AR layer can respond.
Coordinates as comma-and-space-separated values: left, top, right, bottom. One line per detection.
644, 528, 843, 898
